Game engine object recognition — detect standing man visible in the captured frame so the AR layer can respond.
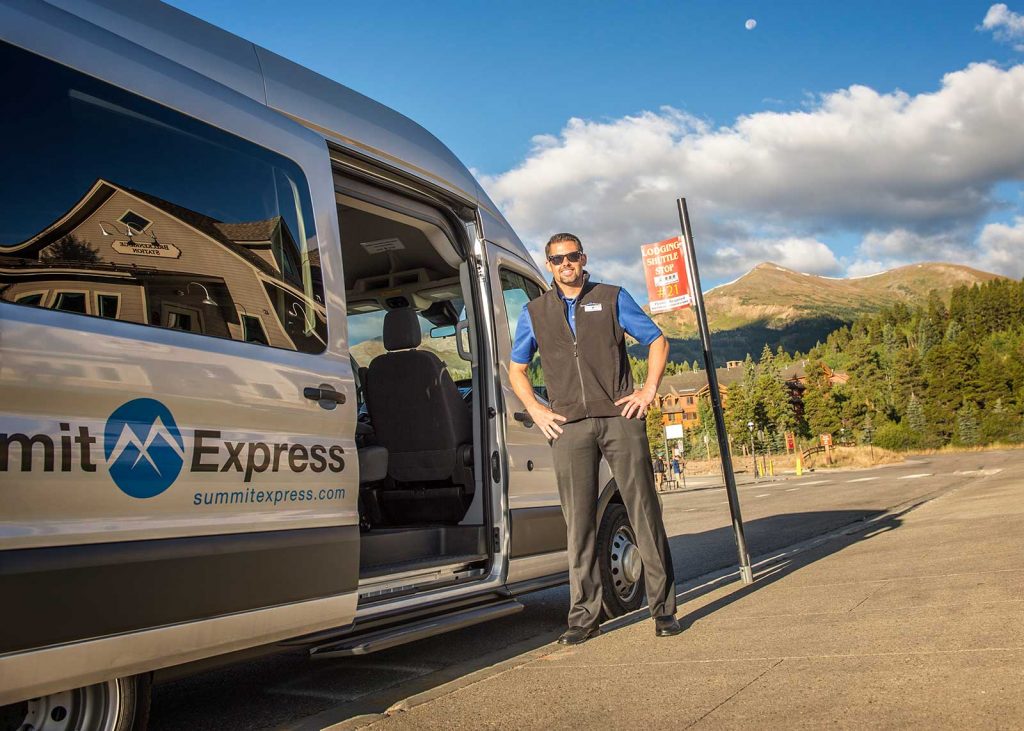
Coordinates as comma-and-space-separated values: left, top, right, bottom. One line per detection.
653, 455, 666, 490
508, 233, 682, 644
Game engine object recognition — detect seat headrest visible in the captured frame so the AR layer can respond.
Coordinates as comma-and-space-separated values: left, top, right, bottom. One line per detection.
383, 308, 421, 351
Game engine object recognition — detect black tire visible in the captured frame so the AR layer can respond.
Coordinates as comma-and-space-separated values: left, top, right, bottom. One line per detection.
1, 674, 150, 731
598, 502, 645, 619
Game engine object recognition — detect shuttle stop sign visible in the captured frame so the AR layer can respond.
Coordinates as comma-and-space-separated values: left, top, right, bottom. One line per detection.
641, 236, 691, 313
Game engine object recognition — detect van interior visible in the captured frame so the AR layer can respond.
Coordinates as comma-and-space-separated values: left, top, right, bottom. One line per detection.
336, 187, 489, 601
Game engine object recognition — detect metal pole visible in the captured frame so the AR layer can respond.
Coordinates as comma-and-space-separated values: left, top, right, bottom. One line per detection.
677, 197, 753, 584
680, 427, 687, 490
749, 427, 756, 479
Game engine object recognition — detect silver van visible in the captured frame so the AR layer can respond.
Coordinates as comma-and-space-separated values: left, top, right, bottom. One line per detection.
0, 2, 644, 728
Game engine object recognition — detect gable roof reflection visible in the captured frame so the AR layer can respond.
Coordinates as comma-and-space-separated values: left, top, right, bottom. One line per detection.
2, 179, 312, 288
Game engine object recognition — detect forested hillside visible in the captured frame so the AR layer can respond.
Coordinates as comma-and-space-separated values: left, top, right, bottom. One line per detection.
717, 277, 1024, 453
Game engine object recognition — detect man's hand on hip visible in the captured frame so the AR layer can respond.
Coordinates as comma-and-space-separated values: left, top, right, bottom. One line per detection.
529, 405, 567, 440
615, 388, 656, 419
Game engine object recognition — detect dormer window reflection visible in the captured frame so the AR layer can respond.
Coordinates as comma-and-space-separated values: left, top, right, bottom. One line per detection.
117, 210, 151, 234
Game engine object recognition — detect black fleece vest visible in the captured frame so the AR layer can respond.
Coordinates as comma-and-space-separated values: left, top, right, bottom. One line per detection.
526, 278, 634, 423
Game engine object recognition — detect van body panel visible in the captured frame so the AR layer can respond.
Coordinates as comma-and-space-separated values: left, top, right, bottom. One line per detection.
0, 8, 358, 549
0, 525, 358, 656
0, 588, 359, 705
484, 245, 571, 581
508, 505, 567, 558
477, 204, 532, 263
0, 0, 361, 695
39, 0, 268, 104
259, 48, 479, 207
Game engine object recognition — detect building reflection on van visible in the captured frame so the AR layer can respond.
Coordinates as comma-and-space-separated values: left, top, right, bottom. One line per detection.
0, 178, 326, 352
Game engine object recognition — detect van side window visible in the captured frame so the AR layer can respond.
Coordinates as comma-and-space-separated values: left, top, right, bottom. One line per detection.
499, 268, 545, 392
0, 41, 327, 354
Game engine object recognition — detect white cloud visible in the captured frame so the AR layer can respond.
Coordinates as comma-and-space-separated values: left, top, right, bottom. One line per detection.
857, 228, 965, 262
846, 259, 891, 278
976, 216, 1024, 276
981, 4, 1024, 50
705, 236, 841, 279
481, 60, 1024, 289
851, 221, 1024, 278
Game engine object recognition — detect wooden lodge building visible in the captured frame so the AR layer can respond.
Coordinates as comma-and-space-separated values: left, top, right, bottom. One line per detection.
656, 359, 848, 429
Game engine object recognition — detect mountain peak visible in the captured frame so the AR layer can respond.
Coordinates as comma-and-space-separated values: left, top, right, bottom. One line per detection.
651, 260, 1004, 362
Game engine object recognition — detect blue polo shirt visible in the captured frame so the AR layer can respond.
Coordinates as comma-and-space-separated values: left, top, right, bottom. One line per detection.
510, 287, 662, 364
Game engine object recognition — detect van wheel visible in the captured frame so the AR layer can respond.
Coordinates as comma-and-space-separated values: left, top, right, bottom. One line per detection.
598, 503, 644, 619
1, 674, 150, 731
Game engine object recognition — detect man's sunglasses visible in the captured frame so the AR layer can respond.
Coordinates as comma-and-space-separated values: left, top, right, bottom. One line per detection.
547, 251, 583, 265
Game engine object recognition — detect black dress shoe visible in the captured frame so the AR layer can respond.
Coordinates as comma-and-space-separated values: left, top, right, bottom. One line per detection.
654, 615, 683, 637
557, 626, 601, 645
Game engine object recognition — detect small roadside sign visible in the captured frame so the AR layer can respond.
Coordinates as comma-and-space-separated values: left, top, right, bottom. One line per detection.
641, 236, 691, 313
785, 432, 795, 451
820, 433, 833, 447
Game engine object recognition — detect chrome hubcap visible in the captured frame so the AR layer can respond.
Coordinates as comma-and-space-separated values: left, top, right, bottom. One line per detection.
609, 525, 642, 601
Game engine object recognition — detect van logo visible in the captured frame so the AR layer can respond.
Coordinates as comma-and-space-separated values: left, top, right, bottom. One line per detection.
104, 399, 185, 498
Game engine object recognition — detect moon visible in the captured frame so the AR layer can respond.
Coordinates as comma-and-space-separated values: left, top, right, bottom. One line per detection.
745, 18, 757, 30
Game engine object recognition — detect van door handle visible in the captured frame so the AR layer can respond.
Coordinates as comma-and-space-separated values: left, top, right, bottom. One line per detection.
304, 385, 346, 404
513, 411, 534, 428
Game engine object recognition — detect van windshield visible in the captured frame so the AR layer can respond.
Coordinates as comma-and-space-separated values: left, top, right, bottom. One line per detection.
348, 305, 469, 383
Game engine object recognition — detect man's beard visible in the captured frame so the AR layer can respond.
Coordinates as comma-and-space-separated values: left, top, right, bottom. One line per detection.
558, 268, 581, 285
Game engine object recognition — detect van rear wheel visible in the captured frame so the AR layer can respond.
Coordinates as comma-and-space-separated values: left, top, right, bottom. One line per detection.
1, 675, 150, 731
598, 503, 645, 619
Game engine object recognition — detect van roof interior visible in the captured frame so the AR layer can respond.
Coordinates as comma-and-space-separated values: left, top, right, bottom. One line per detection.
337, 197, 463, 313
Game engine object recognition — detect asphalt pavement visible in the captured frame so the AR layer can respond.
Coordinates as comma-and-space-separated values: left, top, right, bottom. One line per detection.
149, 449, 1024, 730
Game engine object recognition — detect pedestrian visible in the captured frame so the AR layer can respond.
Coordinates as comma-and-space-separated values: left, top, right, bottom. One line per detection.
671, 456, 681, 479
508, 232, 682, 645
652, 456, 665, 490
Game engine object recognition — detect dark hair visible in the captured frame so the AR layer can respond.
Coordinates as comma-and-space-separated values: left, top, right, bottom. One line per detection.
545, 233, 583, 258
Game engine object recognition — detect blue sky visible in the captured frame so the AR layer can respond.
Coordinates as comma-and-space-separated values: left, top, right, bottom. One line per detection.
171, 1, 1024, 295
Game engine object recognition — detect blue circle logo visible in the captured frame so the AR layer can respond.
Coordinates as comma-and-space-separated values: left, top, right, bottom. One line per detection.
104, 398, 185, 498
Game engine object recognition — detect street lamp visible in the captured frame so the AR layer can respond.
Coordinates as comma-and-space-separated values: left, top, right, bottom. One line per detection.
747, 421, 756, 479
186, 281, 217, 307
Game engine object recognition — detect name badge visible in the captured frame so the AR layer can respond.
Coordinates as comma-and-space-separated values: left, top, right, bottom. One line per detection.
583, 303, 603, 312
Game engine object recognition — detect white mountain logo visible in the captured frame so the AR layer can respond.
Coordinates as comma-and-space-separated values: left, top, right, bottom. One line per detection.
107, 415, 185, 474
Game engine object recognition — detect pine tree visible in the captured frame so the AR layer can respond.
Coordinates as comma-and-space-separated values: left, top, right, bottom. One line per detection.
629, 355, 649, 386
646, 406, 666, 456
955, 400, 980, 446
802, 362, 842, 437
906, 393, 926, 434
696, 396, 719, 458
40, 234, 100, 263
860, 412, 875, 445
754, 344, 796, 437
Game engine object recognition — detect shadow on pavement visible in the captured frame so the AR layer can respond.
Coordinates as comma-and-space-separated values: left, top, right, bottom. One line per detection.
149, 509, 901, 731
672, 512, 902, 631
